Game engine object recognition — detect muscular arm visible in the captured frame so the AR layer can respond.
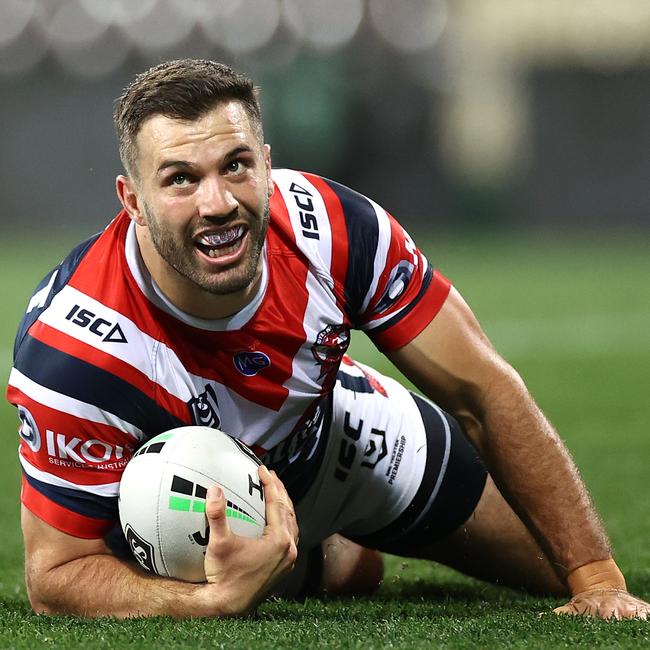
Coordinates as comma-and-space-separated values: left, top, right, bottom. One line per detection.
388, 287, 609, 574
389, 288, 650, 617
23, 466, 298, 618
23, 507, 217, 618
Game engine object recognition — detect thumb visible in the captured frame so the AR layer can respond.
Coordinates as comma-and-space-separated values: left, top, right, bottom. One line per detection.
205, 484, 231, 542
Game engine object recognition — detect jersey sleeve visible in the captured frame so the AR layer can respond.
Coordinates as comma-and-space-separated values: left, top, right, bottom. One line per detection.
8, 340, 132, 539
6, 259, 186, 539
307, 175, 451, 351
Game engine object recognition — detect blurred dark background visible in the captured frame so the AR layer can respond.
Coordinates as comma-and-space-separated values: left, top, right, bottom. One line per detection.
1, 0, 649, 238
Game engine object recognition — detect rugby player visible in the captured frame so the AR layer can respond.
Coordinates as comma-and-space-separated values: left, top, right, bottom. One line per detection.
7, 59, 649, 620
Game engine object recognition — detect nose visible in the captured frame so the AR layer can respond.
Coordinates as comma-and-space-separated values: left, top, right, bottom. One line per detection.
197, 175, 238, 219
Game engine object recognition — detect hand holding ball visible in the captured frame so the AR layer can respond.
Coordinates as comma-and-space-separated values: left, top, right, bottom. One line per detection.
118, 426, 266, 583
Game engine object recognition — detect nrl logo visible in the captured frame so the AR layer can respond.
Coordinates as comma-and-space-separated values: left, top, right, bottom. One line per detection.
311, 323, 350, 380
125, 525, 157, 574
187, 384, 220, 429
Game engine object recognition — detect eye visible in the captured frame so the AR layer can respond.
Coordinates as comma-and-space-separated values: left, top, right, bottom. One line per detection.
171, 173, 190, 186
225, 160, 242, 174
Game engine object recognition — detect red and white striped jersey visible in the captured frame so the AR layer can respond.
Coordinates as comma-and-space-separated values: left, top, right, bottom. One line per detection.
6, 169, 451, 539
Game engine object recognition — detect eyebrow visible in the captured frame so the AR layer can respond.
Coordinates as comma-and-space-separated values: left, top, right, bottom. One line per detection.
156, 146, 257, 176
156, 160, 196, 175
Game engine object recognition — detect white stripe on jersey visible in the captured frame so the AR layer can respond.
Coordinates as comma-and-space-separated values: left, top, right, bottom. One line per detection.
360, 199, 391, 314
24, 275, 324, 451
8, 368, 144, 441
20, 453, 121, 497
37, 284, 197, 404
272, 169, 334, 285
272, 169, 349, 395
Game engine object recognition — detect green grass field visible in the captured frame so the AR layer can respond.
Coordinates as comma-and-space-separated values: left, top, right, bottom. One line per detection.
0, 231, 648, 648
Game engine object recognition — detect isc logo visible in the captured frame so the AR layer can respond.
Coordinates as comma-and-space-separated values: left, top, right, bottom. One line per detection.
65, 304, 127, 343
334, 412, 388, 482
289, 182, 320, 241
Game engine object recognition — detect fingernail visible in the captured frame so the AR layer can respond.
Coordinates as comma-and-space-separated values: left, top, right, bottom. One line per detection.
259, 465, 270, 476
208, 485, 223, 500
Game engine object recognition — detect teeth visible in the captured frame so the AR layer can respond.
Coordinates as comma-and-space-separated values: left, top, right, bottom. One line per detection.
200, 226, 243, 247
207, 241, 238, 258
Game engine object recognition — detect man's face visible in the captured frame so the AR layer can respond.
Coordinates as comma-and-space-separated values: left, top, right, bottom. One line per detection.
127, 101, 273, 303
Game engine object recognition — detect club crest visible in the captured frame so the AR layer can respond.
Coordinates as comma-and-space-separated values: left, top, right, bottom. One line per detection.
311, 324, 350, 379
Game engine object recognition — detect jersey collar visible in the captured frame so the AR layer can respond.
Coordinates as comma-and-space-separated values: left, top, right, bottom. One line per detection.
124, 220, 268, 331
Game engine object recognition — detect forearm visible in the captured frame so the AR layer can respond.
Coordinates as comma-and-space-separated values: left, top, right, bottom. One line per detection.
466, 364, 611, 576
27, 553, 231, 618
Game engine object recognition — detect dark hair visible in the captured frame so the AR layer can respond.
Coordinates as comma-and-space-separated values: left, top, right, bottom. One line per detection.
114, 59, 262, 178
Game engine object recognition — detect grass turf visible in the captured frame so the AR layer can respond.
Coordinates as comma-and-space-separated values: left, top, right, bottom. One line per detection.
0, 230, 648, 648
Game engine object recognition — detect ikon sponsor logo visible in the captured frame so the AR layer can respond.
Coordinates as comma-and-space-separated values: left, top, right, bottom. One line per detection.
44, 430, 131, 466
65, 304, 127, 343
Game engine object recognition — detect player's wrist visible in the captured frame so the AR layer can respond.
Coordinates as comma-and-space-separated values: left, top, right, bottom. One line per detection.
566, 558, 626, 596
195, 581, 255, 618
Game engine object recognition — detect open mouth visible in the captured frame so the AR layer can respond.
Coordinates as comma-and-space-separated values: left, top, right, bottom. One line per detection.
194, 225, 246, 259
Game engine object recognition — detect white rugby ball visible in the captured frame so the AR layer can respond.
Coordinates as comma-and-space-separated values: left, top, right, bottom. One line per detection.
118, 426, 265, 583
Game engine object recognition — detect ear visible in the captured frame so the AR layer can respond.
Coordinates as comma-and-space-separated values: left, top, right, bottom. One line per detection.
263, 144, 274, 198
116, 175, 145, 226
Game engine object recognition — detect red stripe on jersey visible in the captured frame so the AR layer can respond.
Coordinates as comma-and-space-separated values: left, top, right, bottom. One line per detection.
29, 320, 190, 424
11, 389, 134, 486
371, 270, 451, 351
67, 214, 172, 341
361, 214, 423, 323
67, 211, 294, 412
301, 173, 350, 319
12, 389, 134, 486
21, 477, 113, 539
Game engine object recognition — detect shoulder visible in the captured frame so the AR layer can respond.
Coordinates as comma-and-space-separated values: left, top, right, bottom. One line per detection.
13, 232, 102, 358
12, 214, 134, 359
270, 169, 387, 236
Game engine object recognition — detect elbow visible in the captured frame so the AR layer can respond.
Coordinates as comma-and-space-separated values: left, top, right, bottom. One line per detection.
25, 568, 54, 615
24, 560, 68, 616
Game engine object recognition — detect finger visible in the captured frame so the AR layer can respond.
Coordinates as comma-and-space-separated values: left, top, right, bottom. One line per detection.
555, 593, 650, 620
553, 603, 580, 617
266, 470, 299, 541
205, 484, 232, 547
259, 468, 298, 541
613, 597, 650, 620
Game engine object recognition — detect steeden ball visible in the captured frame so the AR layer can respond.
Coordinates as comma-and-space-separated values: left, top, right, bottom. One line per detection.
118, 426, 266, 583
